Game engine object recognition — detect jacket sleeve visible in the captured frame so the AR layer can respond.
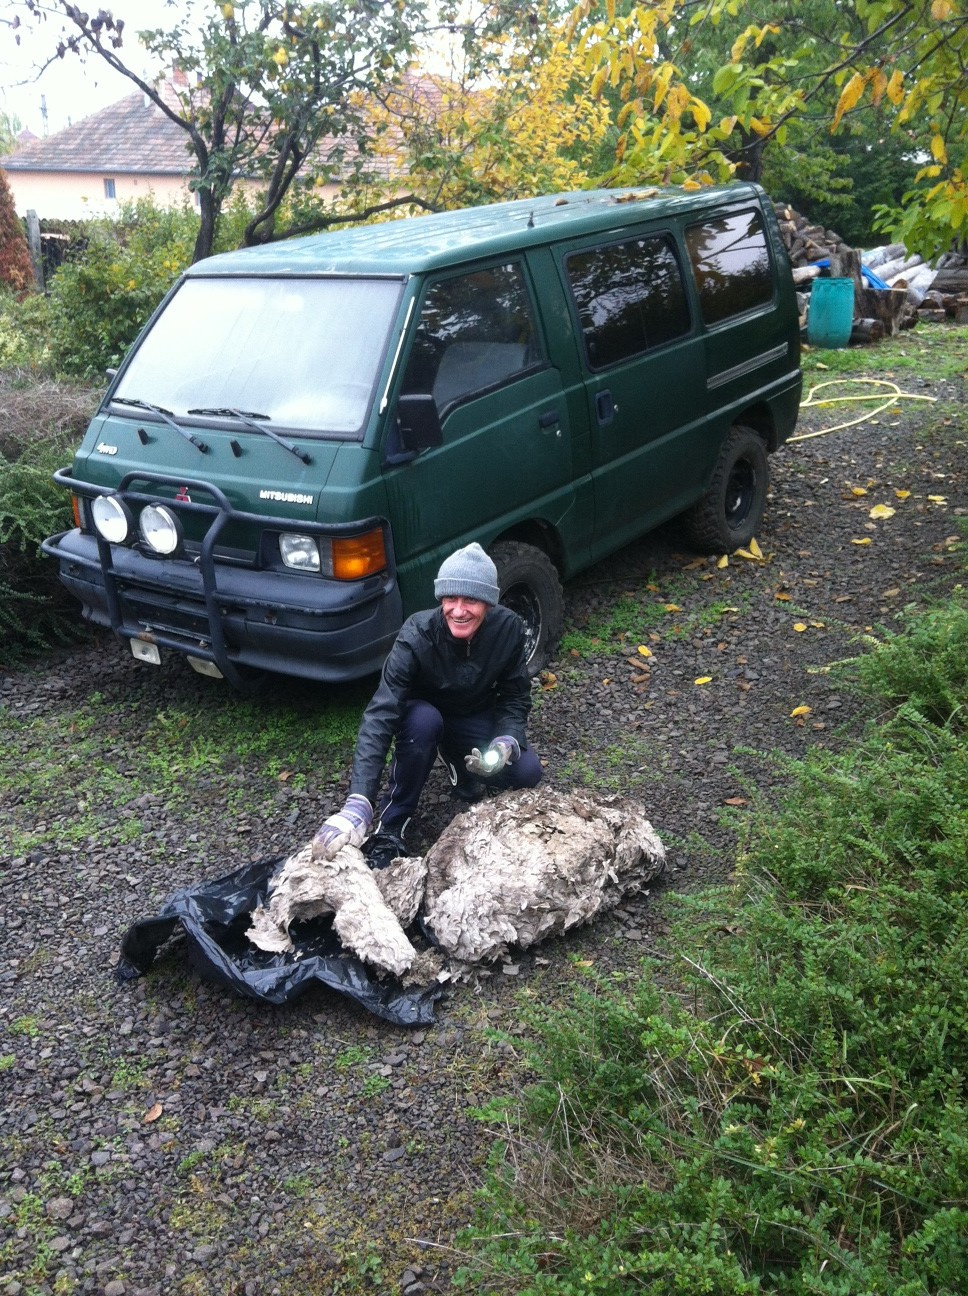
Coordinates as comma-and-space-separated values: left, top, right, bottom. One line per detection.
348, 633, 420, 806
490, 617, 533, 746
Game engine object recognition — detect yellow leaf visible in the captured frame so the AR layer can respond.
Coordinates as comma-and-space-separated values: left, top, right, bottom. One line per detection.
869, 504, 896, 519
852, 537, 873, 546
895, 489, 911, 499
663, 603, 682, 613
886, 69, 904, 105
222, 2, 234, 17
928, 494, 947, 503
694, 676, 713, 686
833, 71, 867, 131
681, 178, 702, 191
793, 622, 807, 632
775, 591, 791, 601
850, 486, 868, 497
637, 645, 653, 658
790, 705, 812, 718
930, 134, 948, 165
717, 555, 729, 569
748, 537, 763, 559
931, 0, 954, 19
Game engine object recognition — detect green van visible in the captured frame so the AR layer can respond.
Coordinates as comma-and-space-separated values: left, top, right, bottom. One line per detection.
43, 182, 801, 687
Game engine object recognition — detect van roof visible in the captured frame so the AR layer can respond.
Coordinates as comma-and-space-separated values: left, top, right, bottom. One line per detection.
190, 182, 765, 278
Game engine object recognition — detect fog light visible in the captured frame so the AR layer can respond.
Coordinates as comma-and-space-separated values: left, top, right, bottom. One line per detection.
280, 533, 321, 572
139, 503, 182, 556
92, 494, 133, 544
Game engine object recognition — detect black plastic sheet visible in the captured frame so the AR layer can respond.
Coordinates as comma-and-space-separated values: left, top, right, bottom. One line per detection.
117, 856, 442, 1027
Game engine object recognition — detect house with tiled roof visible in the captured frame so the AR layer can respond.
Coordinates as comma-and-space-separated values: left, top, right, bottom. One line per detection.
0, 84, 206, 220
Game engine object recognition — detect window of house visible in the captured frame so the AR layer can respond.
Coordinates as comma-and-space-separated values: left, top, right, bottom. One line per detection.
401, 263, 541, 411
103, 178, 117, 200
565, 234, 691, 369
685, 211, 773, 325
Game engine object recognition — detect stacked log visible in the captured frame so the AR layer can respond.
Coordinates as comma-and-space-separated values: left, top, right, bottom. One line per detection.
772, 202, 968, 339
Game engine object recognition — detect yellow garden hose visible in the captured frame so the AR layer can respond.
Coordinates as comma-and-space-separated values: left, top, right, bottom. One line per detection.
790, 378, 937, 441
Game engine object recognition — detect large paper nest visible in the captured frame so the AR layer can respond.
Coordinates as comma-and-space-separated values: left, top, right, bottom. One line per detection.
248, 788, 665, 981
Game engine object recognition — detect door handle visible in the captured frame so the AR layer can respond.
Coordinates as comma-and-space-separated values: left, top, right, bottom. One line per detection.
596, 390, 615, 425
538, 409, 560, 428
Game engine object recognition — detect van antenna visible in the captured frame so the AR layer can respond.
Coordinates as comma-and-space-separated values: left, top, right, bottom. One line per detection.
527, 211, 535, 228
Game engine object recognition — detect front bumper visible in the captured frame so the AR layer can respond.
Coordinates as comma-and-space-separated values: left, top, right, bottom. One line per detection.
42, 469, 402, 686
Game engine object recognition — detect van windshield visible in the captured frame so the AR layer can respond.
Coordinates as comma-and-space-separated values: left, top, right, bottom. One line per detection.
112, 276, 403, 436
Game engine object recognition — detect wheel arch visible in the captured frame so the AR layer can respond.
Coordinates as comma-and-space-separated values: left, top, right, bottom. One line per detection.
488, 518, 565, 574
732, 402, 777, 451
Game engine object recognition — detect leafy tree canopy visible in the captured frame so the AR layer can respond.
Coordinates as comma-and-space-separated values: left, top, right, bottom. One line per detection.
568, 0, 968, 256
11, 0, 444, 260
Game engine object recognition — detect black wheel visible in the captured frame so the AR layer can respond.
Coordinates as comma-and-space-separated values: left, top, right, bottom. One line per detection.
683, 425, 769, 553
490, 540, 564, 677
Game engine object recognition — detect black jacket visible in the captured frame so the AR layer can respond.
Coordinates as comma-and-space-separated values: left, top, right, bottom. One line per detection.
348, 604, 532, 806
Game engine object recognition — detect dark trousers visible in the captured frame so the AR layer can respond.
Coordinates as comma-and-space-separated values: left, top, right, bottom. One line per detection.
377, 699, 542, 834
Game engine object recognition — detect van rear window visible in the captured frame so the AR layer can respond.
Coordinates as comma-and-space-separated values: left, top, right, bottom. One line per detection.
565, 235, 690, 369
685, 211, 773, 325
113, 276, 402, 435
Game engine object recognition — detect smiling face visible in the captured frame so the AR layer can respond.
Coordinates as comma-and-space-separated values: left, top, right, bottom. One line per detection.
441, 595, 489, 642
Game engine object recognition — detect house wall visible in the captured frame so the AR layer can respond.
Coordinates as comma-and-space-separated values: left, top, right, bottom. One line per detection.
2, 170, 197, 220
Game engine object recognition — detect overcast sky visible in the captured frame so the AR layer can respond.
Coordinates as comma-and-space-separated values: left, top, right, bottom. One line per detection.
1, 2, 179, 138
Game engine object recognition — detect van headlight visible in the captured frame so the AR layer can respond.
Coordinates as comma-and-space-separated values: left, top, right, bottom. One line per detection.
139, 503, 182, 556
280, 533, 321, 572
91, 494, 133, 544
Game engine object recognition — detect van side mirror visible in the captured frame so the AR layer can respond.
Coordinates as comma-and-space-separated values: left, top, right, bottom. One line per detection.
396, 393, 443, 453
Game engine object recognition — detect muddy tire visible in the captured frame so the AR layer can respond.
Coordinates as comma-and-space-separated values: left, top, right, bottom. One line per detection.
490, 541, 564, 677
683, 425, 769, 553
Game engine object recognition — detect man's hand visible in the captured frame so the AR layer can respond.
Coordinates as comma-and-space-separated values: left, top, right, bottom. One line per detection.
312, 794, 373, 860
464, 736, 519, 778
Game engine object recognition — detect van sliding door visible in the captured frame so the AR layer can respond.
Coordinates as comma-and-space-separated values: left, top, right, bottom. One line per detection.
562, 231, 708, 557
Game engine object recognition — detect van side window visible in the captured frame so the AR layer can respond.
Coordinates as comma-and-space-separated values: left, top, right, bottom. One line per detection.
685, 211, 773, 325
401, 263, 540, 411
565, 235, 690, 369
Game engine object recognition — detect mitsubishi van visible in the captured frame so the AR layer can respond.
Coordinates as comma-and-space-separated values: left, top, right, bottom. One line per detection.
43, 182, 802, 687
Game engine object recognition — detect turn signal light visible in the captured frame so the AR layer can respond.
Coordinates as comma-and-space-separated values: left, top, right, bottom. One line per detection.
331, 529, 387, 581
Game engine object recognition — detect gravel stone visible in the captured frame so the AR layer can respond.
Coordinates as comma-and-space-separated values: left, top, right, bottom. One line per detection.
0, 360, 964, 1291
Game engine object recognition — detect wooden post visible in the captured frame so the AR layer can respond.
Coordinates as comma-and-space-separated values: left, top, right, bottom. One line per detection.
25, 209, 44, 293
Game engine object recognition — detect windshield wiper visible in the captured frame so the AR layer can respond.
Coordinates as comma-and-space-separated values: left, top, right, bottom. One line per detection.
111, 397, 209, 454
188, 407, 312, 465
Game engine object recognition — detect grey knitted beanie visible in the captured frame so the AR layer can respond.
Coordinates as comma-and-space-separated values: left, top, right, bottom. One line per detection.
434, 542, 500, 606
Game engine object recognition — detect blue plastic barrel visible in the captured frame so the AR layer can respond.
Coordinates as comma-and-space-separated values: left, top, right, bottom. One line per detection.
807, 277, 855, 348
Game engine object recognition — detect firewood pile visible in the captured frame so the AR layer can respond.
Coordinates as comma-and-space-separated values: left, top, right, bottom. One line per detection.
773, 202, 968, 343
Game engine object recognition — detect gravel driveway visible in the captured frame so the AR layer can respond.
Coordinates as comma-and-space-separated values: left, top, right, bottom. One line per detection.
1, 349, 965, 1296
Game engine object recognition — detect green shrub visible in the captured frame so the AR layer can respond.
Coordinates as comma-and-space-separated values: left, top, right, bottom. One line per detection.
464, 597, 968, 1295
0, 289, 51, 370
0, 375, 99, 660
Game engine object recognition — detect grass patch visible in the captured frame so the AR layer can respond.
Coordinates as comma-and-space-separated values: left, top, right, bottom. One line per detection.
462, 590, 968, 1295
802, 321, 968, 380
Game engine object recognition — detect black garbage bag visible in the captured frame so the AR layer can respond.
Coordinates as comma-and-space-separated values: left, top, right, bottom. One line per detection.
117, 857, 442, 1027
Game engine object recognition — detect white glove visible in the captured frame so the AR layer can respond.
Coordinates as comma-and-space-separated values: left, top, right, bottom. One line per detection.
464, 736, 519, 778
312, 794, 372, 860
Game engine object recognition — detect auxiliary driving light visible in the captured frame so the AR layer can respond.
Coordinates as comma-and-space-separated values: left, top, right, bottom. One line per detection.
139, 503, 182, 556
91, 494, 133, 544
280, 533, 321, 572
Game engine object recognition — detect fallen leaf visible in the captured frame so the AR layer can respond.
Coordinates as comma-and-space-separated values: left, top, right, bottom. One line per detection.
775, 591, 792, 601
869, 503, 896, 520
144, 1103, 163, 1124
646, 583, 660, 593
717, 554, 729, 569
631, 672, 650, 684
810, 621, 826, 629
793, 622, 807, 632
539, 671, 558, 690
928, 494, 947, 504
694, 676, 713, 685
724, 796, 749, 806
850, 486, 868, 497
277, 770, 292, 782
895, 489, 911, 500
663, 604, 681, 613
790, 705, 812, 718
852, 537, 873, 546
882, 588, 900, 598
748, 537, 763, 559
637, 645, 653, 658
682, 558, 706, 570
601, 678, 611, 686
